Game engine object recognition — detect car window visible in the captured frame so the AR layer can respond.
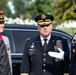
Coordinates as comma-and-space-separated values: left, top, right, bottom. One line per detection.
12, 30, 39, 53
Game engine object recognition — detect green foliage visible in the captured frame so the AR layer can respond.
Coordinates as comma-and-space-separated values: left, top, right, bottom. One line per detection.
12, 0, 26, 18
25, 0, 53, 19
0, 0, 8, 9
52, 0, 76, 25
0, 0, 13, 17
10, 0, 76, 27
12, 0, 53, 19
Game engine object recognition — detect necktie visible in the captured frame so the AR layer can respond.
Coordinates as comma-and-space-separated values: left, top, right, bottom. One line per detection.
43, 39, 47, 50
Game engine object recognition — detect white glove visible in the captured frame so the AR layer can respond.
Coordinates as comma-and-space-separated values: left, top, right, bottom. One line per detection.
48, 48, 64, 60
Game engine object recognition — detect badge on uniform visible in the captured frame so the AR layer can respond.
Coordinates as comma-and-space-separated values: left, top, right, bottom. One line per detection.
6, 44, 10, 50
56, 40, 63, 50
29, 42, 35, 55
54, 40, 63, 62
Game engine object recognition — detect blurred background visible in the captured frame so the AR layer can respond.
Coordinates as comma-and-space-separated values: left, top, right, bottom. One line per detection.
1, 0, 76, 35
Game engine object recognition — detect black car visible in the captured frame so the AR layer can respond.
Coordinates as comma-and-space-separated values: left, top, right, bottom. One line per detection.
2, 24, 72, 75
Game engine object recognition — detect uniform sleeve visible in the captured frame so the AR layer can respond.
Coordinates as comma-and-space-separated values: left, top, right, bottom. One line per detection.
69, 42, 76, 75
0, 40, 11, 75
62, 39, 70, 74
2, 35, 12, 74
20, 40, 30, 74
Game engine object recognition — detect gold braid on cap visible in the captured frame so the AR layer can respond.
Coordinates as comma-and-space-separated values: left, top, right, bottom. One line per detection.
0, 14, 4, 19
37, 19, 52, 25
37, 20, 44, 25
37, 14, 52, 25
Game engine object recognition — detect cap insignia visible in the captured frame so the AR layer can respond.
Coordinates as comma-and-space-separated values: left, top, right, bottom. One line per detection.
41, 14, 46, 19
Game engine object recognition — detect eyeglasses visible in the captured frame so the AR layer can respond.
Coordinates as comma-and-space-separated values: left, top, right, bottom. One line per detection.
39, 23, 51, 27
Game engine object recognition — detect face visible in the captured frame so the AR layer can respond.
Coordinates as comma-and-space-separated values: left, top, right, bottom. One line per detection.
0, 21, 4, 33
38, 23, 53, 38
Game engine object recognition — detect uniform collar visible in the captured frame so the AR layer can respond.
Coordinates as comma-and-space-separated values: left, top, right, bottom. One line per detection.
40, 34, 51, 45
40, 34, 51, 41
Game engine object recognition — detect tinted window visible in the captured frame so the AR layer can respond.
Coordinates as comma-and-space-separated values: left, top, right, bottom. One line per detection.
3, 29, 39, 53
12, 30, 39, 53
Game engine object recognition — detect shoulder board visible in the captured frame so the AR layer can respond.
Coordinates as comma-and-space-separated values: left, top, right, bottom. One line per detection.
62, 37, 66, 39
26, 38, 30, 41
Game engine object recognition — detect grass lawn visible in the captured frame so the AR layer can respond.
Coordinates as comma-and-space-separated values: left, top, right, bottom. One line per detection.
58, 28, 76, 36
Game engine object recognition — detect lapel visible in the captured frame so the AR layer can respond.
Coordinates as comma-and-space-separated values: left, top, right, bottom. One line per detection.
34, 35, 56, 52
34, 36, 43, 51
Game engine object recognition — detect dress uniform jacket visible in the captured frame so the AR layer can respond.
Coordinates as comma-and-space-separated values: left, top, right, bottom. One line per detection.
69, 50, 76, 75
21, 34, 70, 75
2, 35, 12, 75
0, 40, 11, 75
69, 42, 76, 75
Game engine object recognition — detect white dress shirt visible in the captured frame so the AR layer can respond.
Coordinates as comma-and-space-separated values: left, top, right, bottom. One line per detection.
40, 34, 51, 46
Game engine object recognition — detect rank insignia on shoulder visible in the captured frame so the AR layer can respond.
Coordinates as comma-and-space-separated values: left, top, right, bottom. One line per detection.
37, 41, 39, 43
27, 38, 30, 41
62, 37, 66, 39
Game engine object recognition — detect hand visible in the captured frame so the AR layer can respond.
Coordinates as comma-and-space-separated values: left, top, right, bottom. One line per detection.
48, 48, 64, 60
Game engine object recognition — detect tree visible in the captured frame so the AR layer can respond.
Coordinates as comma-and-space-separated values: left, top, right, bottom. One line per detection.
0, 0, 13, 17
52, 0, 76, 25
12, 0, 54, 20
25, 0, 54, 19
12, 0, 26, 19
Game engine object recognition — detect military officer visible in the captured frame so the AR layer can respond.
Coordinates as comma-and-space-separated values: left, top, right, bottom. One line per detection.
69, 6, 76, 75
0, 10, 11, 75
69, 33, 76, 75
21, 13, 70, 75
2, 35, 12, 74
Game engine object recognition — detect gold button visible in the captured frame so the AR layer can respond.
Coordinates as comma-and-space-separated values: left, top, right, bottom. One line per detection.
43, 58, 46, 61
73, 49, 76, 53
43, 69, 46, 72
43, 53, 46, 56
55, 58, 59, 62
63, 73, 69, 75
43, 64, 46, 66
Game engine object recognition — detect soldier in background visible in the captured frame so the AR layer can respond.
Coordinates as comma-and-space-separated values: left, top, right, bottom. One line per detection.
2, 35, 13, 74
69, 33, 76, 75
0, 10, 12, 75
69, 7, 76, 75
